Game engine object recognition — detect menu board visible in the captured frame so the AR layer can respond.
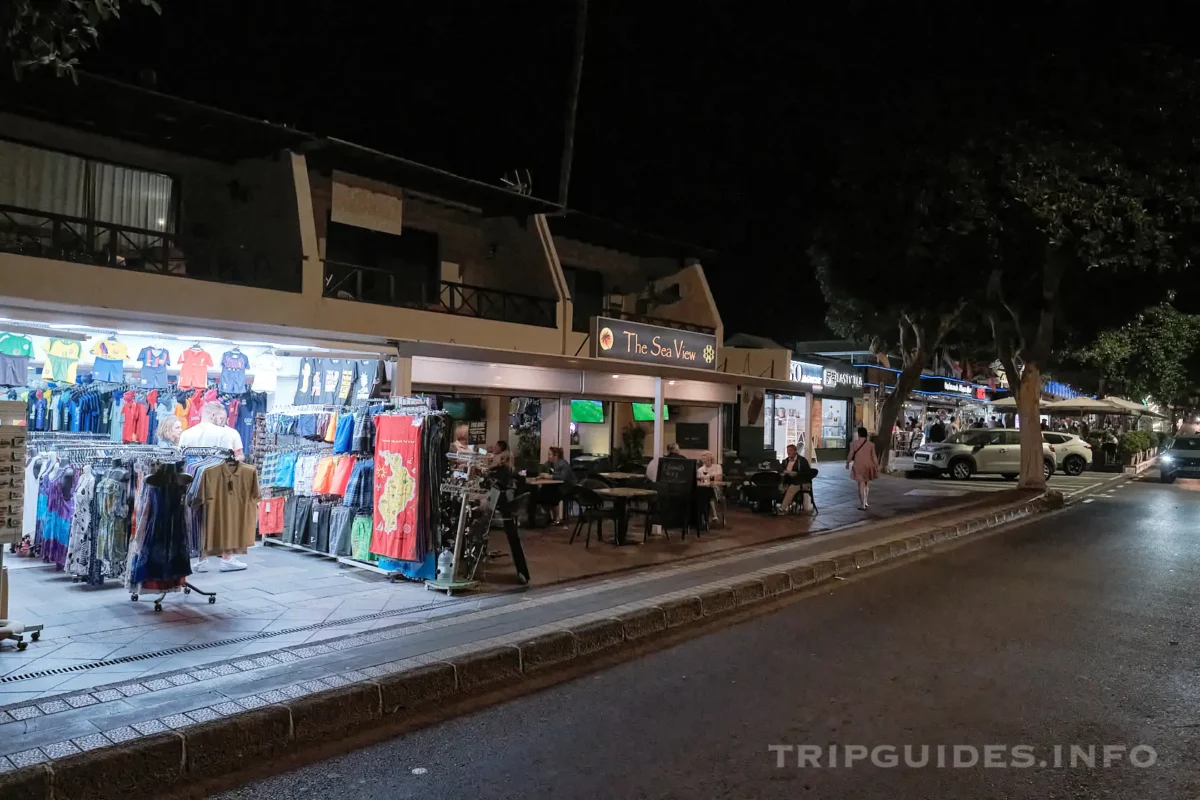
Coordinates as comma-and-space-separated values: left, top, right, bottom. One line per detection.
0, 401, 26, 545
467, 421, 487, 445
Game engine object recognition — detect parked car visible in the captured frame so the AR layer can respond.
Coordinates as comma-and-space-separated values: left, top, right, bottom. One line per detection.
1042, 432, 1092, 476
1158, 435, 1200, 483
912, 429, 1056, 481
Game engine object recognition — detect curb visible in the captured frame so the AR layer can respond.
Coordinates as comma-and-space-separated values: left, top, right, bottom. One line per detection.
0, 493, 1051, 799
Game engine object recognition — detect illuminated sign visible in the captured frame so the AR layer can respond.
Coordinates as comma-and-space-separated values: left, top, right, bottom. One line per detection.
591, 316, 717, 371
822, 366, 863, 390
790, 361, 824, 384
942, 381, 972, 396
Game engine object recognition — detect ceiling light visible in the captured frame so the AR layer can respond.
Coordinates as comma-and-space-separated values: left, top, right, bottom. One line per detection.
612, 374, 620, 379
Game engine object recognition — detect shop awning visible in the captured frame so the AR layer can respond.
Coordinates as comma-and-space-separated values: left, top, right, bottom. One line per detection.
395, 339, 800, 394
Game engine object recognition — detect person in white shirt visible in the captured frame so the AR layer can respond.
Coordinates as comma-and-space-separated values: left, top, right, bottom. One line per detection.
697, 451, 723, 482
179, 402, 244, 460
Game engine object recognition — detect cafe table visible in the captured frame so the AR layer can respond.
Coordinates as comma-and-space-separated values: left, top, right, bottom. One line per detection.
597, 471, 644, 484
593, 486, 657, 545
523, 478, 564, 527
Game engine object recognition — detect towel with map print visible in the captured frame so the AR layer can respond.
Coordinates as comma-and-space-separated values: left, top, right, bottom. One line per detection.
371, 414, 422, 560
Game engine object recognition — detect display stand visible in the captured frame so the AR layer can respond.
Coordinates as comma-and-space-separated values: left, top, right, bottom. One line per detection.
426, 450, 494, 596
0, 402, 42, 650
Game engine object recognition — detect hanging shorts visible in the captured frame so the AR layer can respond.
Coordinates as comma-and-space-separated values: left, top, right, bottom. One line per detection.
312, 456, 338, 495
275, 452, 298, 488
330, 455, 356, 497
350, 514, 376, 562
329, 506, 356, 556
257, 497, 285, 535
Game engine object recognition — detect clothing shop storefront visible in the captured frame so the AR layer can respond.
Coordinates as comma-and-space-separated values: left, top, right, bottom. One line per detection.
0, 301, 452, 629
917, 377, 994, 428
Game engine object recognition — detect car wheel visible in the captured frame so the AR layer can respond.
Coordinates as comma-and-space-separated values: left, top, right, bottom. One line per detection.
1161, 472, 1177, 484
1063, 455, 1086, 476
1043, 460, 1054, 480
1001, 473, 1018, 480
949, 459, 973, 480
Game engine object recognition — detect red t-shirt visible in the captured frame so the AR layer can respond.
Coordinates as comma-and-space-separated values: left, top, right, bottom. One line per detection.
178, 348, 213, 389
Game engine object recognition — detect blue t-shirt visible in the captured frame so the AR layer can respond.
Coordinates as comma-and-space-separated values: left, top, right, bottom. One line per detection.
137, 347, 170, 389
218, 350, 250, 394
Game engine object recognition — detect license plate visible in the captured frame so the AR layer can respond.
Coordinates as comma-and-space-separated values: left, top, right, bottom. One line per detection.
915, 453, 929, 461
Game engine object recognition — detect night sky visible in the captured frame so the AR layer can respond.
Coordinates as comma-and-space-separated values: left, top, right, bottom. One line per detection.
85, 2, 1191, 343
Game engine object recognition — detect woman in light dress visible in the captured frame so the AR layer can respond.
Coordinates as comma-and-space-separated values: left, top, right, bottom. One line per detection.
846, 426, 880, 510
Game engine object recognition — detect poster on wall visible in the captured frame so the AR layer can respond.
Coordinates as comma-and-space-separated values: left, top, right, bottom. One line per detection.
372, 415, 422, 561
741, 388, 765, 426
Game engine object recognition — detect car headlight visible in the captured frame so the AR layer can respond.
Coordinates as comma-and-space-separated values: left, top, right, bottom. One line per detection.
1161, 454, 1173, 463
933, 452, 946, 460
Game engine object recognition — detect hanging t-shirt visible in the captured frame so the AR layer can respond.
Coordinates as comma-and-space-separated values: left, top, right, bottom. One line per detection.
42, 338, 82, 384
0, 334, 33, 358
137, 346, 171, 389
0, 334, 32, 387
317, 359, 357, 406
90, 339, 129, 383
294, 358, 319, 405
178, 347, 214, 389
218, 350, 251, 394
251, 352, 282, 392
353, 360, 382, 405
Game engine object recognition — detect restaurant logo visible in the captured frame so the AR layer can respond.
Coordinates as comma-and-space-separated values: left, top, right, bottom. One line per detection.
590, 316, 718, 371
791, 361, 824, 385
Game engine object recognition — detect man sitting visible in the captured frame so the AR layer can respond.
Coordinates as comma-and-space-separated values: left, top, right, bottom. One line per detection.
777, 444, 815, 515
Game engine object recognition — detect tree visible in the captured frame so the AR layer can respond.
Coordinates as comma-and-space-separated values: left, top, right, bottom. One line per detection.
1, 0, 160, 80
1075, 303, 1200, 404
811, 149, 985, 467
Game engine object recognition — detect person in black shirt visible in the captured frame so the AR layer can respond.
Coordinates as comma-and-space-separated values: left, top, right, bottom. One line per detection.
778, 444, 815, 514
929, 418, 947, 443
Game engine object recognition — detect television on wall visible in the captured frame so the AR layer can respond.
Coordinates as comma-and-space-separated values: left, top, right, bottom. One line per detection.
570, 399, 605, 423
631, 403, 669, 422
441, 398, 483, 420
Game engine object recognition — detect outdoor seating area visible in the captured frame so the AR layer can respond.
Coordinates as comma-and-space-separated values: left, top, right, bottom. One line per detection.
479, 471, 972, 587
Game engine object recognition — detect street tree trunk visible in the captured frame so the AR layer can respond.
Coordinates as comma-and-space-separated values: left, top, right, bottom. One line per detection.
1017, 361, 1045, 489
874, 353, 926, 470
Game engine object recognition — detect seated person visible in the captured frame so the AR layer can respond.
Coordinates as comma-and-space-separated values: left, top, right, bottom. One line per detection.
778, 444, 814, 515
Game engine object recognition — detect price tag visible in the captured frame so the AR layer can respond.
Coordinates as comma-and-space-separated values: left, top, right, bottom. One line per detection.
312, 511, 320, 524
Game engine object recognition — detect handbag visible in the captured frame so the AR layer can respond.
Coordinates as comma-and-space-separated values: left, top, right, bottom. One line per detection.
847, 440, 867, 469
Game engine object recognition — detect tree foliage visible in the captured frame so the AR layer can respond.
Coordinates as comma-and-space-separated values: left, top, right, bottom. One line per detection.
1, 0, 160, 80
811, 149, 986, 464
1075, 303, 1200, 404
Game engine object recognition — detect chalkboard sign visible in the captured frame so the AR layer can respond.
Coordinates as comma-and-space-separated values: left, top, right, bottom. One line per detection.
654, 457, 698, 534
656, 456, 697, 492
675, 422, 709, 450
467, 421, 487, 445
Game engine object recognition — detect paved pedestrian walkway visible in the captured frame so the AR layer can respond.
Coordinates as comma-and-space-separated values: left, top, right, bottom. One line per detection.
0, 471, 1126, 773
0, 472, 952, 709
0, 480, 1075, 771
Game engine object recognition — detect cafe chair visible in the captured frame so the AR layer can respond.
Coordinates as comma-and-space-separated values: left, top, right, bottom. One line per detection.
782, 468, 819, 516
534, 482, 566, 526
570, 486, 616, 548
744, 471, 783, 513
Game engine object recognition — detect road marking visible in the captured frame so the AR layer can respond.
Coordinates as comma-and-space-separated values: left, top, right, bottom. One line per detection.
1083, 498, 1095, 503
905, 489, 969, 497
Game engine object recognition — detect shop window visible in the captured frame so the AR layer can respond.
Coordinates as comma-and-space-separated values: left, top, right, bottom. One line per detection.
563, 265, 604, 332
0, 138, 176, 236
325, 220, 439, 306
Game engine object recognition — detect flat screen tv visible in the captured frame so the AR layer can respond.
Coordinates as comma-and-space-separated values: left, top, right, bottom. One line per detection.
441, 398, 482, 420
571, 399, 605, 423
631, 403, 669, 422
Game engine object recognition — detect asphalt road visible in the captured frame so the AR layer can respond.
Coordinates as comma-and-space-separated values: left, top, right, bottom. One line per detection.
220, 479, 1200, 799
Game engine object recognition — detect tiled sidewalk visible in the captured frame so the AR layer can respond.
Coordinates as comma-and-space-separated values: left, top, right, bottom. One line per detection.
0, 473, 949, 708
0, 484, 1051, 770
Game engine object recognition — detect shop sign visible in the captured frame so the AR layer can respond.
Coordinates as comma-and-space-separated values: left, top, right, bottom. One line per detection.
821, 366, 863, 390
974, 386, 989, 401
942, 381, 972, 396
591, 316, 717, 371
790, 360, 863, 390
790, 360, 823, 384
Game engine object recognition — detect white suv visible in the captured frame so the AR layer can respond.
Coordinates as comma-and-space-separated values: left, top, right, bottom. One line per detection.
913, 429, 1056, 481
1041, 432, 1092, 476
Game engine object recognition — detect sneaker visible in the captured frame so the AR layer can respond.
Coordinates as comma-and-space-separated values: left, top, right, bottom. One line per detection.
193, 558, 210, 573
219, 557, 248, 572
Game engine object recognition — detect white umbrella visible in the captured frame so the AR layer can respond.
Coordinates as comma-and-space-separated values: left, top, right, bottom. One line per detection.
1103, 397, 1167, 418
988, 397, 1019, 409
1043, 398, 1125, 415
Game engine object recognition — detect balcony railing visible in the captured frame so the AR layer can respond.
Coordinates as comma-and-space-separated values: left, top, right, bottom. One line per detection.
601, 308, 716, 335
324, 260, 558, 328
0, 204, 302, 292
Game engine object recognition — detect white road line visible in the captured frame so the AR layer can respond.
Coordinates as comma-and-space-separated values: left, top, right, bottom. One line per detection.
1083, 498, 1096, 503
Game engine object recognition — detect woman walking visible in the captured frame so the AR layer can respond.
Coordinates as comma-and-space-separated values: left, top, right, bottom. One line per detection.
847, 426, 880, 510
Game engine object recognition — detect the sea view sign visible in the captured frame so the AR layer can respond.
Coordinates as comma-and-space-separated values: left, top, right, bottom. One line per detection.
591, 316, 718, 371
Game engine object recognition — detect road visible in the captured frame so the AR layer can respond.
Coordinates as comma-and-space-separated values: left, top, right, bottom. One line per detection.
901, 470, 1111, 498
219, 479, 1200, 799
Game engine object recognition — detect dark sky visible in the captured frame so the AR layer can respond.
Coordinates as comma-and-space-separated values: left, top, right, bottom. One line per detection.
85, 2, 1191, 343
